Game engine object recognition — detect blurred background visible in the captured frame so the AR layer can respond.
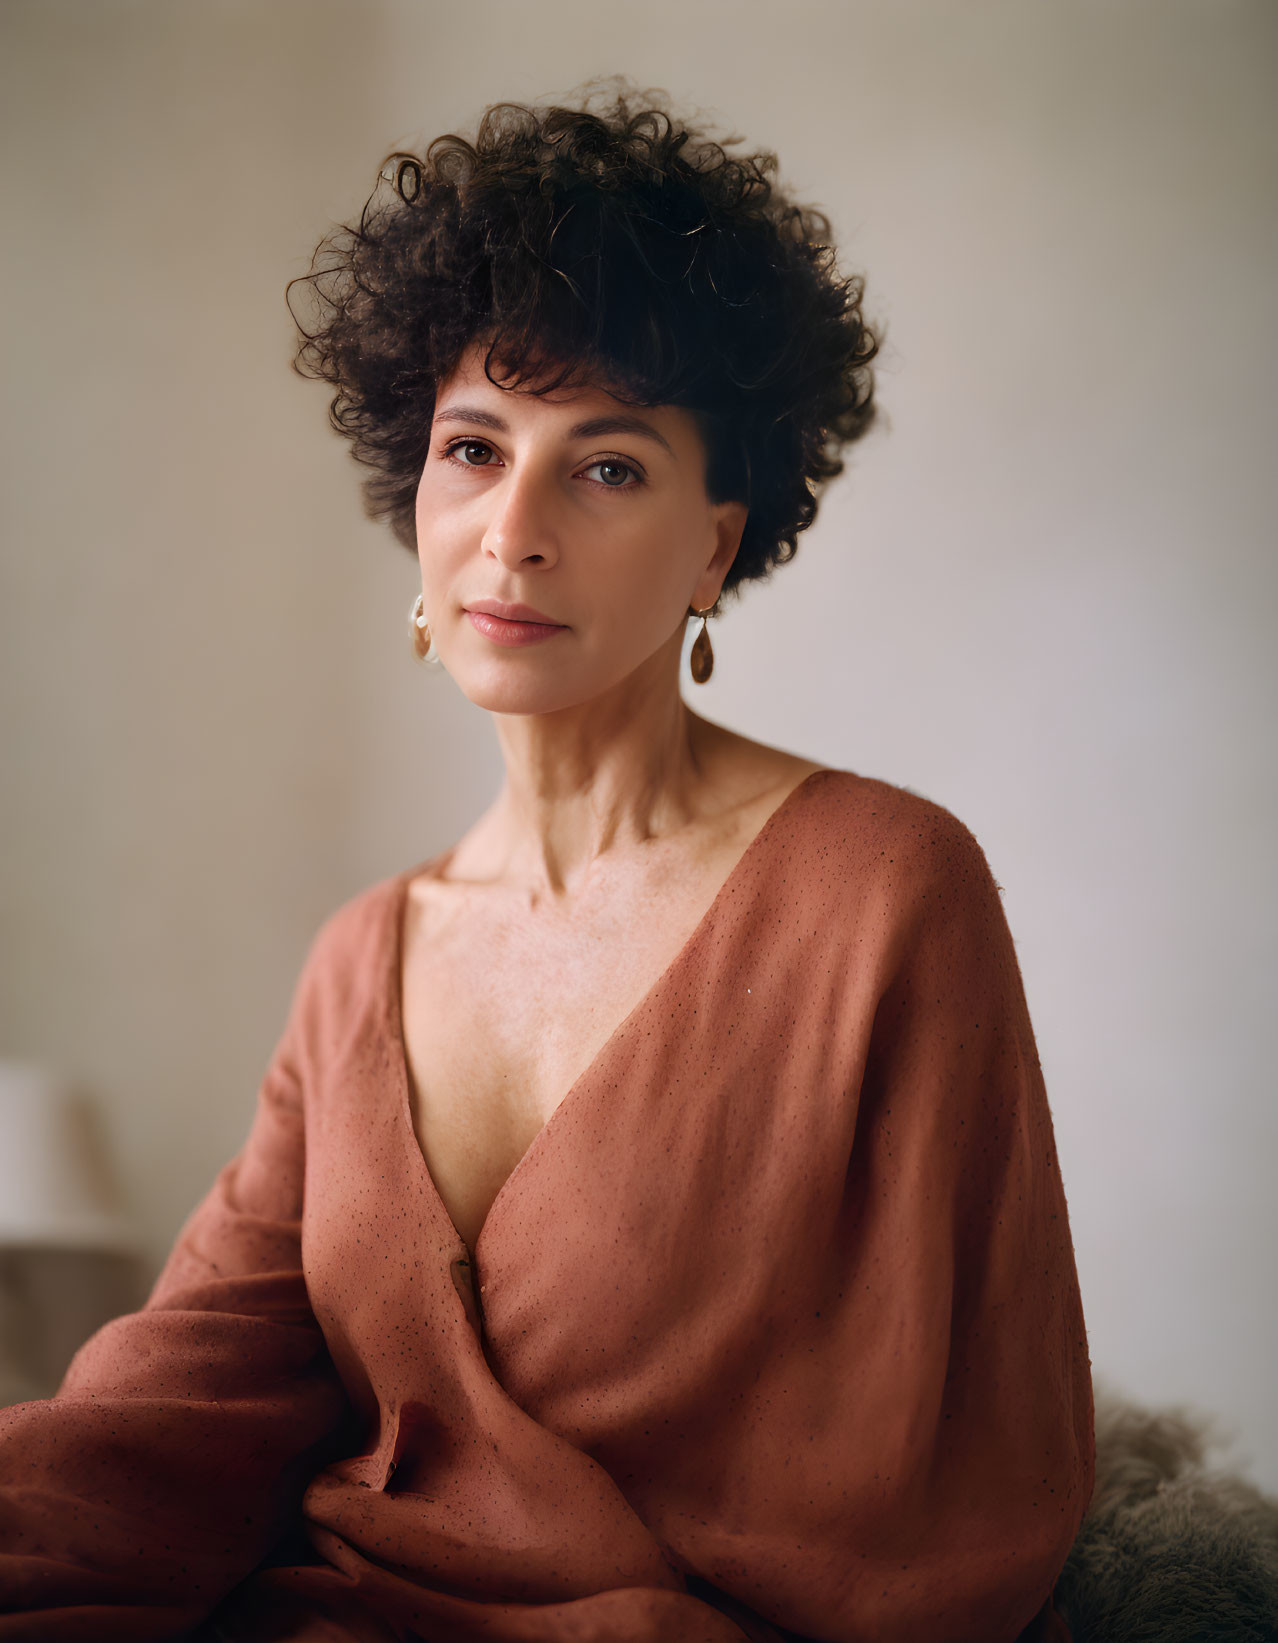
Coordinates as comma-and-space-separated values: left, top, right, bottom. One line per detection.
1, 1, 1275, 1485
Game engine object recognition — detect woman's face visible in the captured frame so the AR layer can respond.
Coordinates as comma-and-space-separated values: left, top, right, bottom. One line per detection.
413, 342, 748, 716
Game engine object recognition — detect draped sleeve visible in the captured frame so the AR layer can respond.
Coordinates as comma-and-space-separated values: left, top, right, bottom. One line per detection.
811, 798, 1094, 1640
0, 940, 351, 1639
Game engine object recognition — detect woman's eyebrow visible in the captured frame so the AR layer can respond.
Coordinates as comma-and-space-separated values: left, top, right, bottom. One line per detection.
432, 404, 675, 459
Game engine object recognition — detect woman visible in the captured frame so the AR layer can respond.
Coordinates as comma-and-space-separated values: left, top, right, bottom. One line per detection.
0, 83, 1093, 1642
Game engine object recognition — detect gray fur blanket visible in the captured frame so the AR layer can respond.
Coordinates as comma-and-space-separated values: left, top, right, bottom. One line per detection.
1055, 1383, 1278, 1642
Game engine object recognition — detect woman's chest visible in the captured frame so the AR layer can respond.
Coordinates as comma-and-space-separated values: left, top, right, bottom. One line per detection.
299, 810, 862, 1408
397, 859, 743, 1258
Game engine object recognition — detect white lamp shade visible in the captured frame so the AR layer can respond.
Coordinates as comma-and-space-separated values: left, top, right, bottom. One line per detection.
0, 1062, 138, 1251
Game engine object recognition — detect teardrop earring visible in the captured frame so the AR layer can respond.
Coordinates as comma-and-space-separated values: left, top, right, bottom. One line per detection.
409, 593, 443, 667
688, 603, 716, 684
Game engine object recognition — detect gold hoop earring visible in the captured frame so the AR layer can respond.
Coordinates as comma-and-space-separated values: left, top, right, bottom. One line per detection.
688, 602, 716, 684
409, 593, 443, 667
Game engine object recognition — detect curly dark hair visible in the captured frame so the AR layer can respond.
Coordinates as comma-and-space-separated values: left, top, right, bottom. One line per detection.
289, 77, 879, 602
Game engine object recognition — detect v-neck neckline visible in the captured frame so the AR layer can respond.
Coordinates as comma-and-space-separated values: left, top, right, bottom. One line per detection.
385, 766, 837, 1267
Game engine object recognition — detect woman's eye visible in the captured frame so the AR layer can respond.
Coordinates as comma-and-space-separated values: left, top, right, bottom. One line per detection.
582, 459, 640, 489
445, 439, 497, 467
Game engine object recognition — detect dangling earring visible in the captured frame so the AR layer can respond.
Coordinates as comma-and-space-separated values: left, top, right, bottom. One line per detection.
409, 593, 443, 667
688, 602, 716, 684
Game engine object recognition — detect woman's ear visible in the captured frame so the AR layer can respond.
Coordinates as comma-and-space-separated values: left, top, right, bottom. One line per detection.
694, 500, 749, 608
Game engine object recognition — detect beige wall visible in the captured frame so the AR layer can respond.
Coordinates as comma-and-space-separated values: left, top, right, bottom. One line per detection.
3, 1, 1275, 1486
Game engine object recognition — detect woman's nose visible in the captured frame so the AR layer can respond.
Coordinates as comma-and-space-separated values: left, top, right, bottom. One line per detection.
481, 465, 561, 571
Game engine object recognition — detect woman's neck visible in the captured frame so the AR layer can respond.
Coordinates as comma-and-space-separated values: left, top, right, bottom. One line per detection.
485, 682, 719, 900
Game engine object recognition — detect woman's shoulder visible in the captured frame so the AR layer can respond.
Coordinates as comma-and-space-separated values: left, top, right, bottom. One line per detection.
802, 770, 1014, 970
281, 856, 437, 1022
804, 766, 994, 883
704, 727, 986, 879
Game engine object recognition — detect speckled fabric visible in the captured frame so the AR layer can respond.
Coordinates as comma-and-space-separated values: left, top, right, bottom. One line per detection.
0, 769, 1093, 1643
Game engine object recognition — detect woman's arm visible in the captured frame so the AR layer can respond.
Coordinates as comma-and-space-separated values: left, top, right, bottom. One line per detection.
831, 806, 1094, 1641
0, 1003, 351, 1638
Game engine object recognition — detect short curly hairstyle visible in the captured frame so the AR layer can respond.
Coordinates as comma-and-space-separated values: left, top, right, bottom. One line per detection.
289, 77, 879, 602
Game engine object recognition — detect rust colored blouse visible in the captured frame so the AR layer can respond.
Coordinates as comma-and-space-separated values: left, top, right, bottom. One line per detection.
0, 768, 1093, 1641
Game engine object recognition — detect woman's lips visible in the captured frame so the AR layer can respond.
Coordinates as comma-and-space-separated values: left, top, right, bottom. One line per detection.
465, 609, 567, 647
